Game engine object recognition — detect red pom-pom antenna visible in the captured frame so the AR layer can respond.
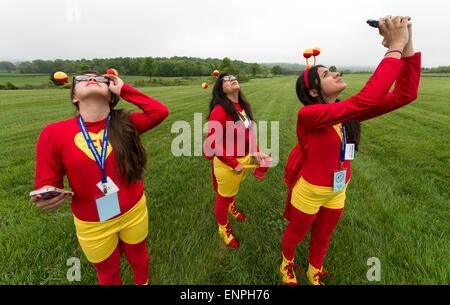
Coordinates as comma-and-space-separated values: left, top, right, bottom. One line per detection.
202, 83, 208, 89
312, 47, 321, 57
107, 68, 118, 76
303, 49, 313, 59
213, 70, 219, 77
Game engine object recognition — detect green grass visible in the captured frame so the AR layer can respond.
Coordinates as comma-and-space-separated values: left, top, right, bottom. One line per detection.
0, 74, 448, 285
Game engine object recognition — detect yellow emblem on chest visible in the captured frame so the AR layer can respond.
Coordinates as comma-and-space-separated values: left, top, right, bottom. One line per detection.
74, 130, 113, 161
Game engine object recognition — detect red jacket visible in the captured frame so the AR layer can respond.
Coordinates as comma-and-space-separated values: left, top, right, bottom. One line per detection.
34, 84, 169, 222
284, 53, 421, 220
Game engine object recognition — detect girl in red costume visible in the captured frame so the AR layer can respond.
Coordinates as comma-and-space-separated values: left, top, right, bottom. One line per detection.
30, 71, 169, 285
280, 16, 421, 285
203, 73, 266, 248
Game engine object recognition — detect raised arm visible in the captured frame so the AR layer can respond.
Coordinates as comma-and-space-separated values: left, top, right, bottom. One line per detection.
356, 52, 421, 122
357, 19, 420, 122
120, 84, 170, 133
298, 57, 405, 131
298, 15, 411, 131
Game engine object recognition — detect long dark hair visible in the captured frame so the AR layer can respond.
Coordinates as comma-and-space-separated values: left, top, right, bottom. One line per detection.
206, 72, 254, 122
296, 65, 361, 150
71, 70, 147, 184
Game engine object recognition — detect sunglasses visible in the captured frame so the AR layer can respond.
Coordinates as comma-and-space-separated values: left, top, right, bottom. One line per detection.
222, 75, 237, 82
74, 75, 109, 83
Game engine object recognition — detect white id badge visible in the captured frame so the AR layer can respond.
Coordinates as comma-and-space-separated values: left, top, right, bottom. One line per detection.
96, 193, 121, 223
345, 144, 355, 160
243, 119, 250, 129
96, 177, 120, 195
95, 177, 120, 222
333, 170, 347, 192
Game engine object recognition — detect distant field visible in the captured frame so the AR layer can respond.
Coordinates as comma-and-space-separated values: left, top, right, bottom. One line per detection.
0, 74, 448, 285
0, 73, 213, 88
420, 73, 450, 77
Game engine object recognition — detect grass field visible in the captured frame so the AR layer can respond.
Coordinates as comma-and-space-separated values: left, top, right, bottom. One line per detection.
0, 74, 448, 285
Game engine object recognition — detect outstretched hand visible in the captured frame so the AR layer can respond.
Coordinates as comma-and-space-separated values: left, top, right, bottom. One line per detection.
29, 186, 72, 212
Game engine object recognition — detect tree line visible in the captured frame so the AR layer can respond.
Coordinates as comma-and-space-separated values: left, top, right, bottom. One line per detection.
0, 57, 293, 78
421, 66, 450, 73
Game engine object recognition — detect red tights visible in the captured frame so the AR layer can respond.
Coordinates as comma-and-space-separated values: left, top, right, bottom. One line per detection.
93, 239, 149, 285
214, 193, 234, 226
282, 205, 343, 269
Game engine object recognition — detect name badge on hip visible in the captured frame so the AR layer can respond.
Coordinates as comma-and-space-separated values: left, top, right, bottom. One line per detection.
333, 169, 347, 192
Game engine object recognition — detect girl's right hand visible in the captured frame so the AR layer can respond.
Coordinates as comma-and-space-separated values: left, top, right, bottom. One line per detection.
29, 186, 72, 212
379, 15, 410, 50
233, 163, 244, 174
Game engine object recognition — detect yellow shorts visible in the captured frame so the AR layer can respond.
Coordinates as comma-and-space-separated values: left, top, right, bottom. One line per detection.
213, 154, 251, 197
73, 194, 148, 263
291, 177, 349, 215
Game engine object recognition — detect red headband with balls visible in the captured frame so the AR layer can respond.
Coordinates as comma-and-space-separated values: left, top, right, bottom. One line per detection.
201, 70, 220, 89
302, 47, 321, 89
52, 68, 119, 86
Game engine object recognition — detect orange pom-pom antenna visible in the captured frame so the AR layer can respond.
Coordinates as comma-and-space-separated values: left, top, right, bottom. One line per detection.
213, 70, 219, 77
303, 49, 314, 69
312, 47, 321, 66
107, 68, 118, 76
54, 71, 69, 83
202, 83, 208, 89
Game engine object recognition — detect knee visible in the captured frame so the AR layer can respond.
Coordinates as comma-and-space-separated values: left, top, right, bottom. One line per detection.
122, 240, 148, 264
283, 226, 307, 243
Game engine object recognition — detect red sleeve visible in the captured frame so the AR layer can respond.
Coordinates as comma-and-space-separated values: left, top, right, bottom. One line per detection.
356, 52, 421, 122
203, 105, 239, 168
298, 57, 405, 131
120, 84, 169, 133
34, 124, 65, 190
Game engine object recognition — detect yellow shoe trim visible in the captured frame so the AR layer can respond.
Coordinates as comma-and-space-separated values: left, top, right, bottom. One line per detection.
307, 263, 323, 285
218, 222, 235, 245
280, 255, 298, 284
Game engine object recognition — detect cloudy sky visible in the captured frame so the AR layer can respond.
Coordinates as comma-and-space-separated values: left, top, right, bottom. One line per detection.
0, 0, 448, 68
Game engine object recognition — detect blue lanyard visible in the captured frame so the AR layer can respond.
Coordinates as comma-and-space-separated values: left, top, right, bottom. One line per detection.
78, 113, 111, 184
237, 110, 252, 131
339, 124, 347, 163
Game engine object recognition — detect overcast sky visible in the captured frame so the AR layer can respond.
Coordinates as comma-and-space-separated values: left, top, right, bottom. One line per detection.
0, 0, 448, 68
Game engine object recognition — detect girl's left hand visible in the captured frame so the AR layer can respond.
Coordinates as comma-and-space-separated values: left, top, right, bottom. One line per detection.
253, 152, 268, 165
106, 74, 124, 96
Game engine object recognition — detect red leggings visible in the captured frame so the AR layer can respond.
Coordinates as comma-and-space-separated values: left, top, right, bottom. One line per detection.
214, 193, 234, 226
282, 205, 343, 269
93, 239, 149, 285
